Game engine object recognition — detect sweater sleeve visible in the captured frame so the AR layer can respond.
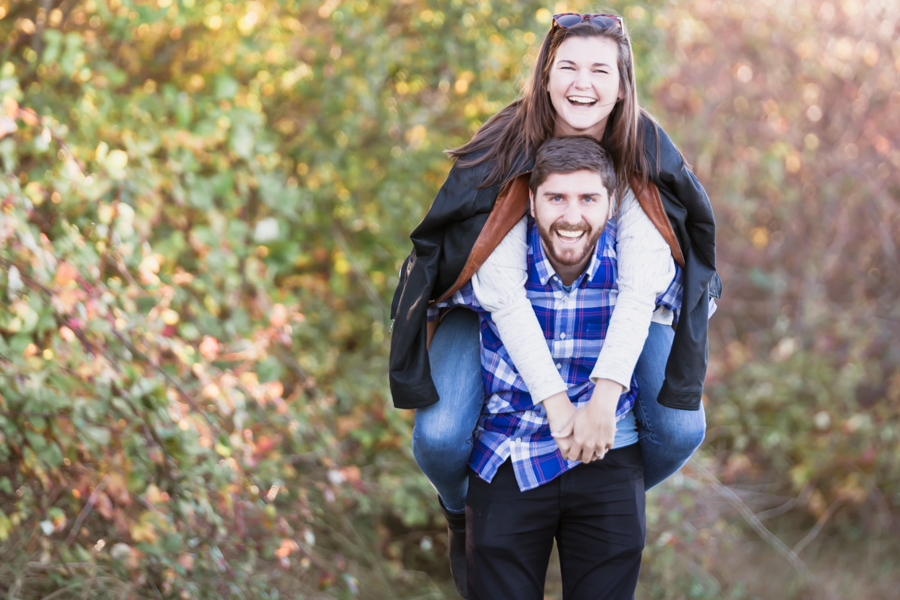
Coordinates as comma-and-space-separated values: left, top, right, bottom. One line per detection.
589, 188, 676, 388
471, 217, 568, 404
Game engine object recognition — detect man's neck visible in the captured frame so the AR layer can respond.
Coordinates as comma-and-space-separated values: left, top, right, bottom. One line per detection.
541, 241, 591, 287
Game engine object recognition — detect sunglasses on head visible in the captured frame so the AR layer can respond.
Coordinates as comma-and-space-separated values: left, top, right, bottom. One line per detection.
552, 12, 624, 31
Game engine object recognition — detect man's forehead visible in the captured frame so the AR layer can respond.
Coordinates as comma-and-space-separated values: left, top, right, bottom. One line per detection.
536, 170, 609, 196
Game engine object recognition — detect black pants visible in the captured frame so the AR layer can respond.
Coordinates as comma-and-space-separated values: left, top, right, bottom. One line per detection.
466, 444, 645, 600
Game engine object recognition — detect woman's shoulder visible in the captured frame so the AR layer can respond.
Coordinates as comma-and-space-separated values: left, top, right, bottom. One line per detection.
639, 112, 685, 178
439, 146, 497, 193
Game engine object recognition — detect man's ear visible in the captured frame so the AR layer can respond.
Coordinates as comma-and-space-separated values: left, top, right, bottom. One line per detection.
529, 189, 535, 218
608, 191, 615, 220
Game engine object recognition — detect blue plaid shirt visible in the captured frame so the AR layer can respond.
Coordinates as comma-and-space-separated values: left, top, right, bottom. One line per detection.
433, 217, 682, 491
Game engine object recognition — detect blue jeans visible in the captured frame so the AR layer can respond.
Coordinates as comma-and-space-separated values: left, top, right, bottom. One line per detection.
412, 311, 706, 511
632, 321, 706, 489
413, 309, 485, 512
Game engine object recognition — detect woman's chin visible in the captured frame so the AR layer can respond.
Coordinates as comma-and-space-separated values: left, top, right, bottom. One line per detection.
556, 114, 606, 137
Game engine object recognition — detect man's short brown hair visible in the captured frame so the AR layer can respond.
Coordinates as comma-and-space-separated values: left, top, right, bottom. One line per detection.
529, 136, 616, 197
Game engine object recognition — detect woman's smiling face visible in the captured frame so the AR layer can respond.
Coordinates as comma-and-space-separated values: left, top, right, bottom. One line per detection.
547, 36, 623, 140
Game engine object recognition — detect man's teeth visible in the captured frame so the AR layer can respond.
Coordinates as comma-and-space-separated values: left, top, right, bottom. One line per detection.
557, 230, 585, 239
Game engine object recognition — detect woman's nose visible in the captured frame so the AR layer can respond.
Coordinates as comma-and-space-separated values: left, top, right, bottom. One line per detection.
573, 69, 590, 89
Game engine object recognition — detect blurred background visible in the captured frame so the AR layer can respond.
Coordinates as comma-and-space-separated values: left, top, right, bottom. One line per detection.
0, 0, 898, 598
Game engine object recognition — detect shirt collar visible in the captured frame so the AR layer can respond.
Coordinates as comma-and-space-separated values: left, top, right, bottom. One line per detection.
528, 219, 606, 289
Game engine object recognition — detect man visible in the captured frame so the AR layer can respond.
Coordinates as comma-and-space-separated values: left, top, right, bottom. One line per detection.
430, 136, 645, 599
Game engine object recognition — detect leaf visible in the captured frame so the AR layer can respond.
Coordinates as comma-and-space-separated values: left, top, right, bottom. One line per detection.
229, 124, 254, 160
214, 76, 239, 100
131, 521, 158, 544
106, 472, 132, 506
188, 177, 215, 210
0, 510, 10, 541
105, 150, 128, 171
38, 441, 64, 469
82, 426, 111, 446
253, 218, 280, 243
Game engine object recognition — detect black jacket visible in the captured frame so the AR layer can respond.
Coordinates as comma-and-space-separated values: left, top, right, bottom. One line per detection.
389, 115, 720, 411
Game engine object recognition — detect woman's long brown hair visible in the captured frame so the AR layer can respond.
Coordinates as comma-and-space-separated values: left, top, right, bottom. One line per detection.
448, 19, 659, 200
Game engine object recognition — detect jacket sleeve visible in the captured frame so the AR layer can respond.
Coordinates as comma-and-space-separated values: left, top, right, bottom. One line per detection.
388, 156, 496, 409
643, 116, 719, 410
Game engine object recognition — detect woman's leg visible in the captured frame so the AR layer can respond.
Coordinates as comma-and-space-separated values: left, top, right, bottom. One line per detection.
633, 322, 707, 490
412, 308, 484, 512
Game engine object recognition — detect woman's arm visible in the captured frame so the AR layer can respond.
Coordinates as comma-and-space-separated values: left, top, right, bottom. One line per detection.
470, 217, 569, 404
563, 187, 676, 463
590, 187, 676, 388
471, 218, 577, 449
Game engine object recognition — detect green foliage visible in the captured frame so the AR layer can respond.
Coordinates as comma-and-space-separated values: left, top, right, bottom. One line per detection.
0, 0, 898, 598
654, 0, 900, 532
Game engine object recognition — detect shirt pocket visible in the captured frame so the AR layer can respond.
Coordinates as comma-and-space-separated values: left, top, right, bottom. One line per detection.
585, 322, 607, 339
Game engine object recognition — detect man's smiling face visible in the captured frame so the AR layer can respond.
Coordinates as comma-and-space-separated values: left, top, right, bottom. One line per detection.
530, 170, 612, 285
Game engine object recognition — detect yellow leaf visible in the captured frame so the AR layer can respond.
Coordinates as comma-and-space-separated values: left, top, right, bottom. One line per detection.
106, 473, 131, 506
106, 149, 128, 170
0, 510, 11, 541
131, 521, 158, 544
145, 484, 167, 505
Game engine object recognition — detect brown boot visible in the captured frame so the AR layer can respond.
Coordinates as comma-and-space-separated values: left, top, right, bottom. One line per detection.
439, 498, 468, 598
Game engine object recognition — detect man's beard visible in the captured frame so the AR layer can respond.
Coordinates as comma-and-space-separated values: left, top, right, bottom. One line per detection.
536, 218, 605, 270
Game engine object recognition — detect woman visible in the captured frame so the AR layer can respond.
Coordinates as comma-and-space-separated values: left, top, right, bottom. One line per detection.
389, 13, 719, 595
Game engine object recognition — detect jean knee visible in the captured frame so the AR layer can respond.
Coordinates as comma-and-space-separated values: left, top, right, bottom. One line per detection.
656, 413, 706, 456
412, 422, 473, 470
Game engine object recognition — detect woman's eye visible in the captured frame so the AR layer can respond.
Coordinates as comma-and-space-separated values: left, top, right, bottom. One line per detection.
582, 196, 595, 203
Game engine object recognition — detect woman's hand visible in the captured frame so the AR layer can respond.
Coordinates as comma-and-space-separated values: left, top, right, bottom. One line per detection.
544, 392, 578, 457
556, 379, 624, 463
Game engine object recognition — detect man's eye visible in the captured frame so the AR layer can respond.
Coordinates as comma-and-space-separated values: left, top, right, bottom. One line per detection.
551, 196, 564, 202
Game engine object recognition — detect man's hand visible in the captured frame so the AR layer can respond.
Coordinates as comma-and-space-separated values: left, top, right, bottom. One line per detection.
543, 392, 577, 458
558, 379, 624, 463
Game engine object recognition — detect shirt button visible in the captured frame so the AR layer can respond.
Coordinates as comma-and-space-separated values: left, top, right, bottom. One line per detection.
560, 333, 566, 339
555, 363, 562, 369
515, 438, 521, 444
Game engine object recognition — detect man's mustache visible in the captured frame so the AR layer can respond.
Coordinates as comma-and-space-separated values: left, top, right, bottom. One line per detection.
551, 223, 591, 234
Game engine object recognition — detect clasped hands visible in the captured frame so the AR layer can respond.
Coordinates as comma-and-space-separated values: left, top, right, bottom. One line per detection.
543, 379, 625, 463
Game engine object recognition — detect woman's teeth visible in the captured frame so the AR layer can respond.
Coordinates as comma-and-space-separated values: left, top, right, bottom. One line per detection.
568, 96, 597, 107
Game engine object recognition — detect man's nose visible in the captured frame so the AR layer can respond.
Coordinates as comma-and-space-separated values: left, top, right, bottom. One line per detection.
561, 200, 583, 225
